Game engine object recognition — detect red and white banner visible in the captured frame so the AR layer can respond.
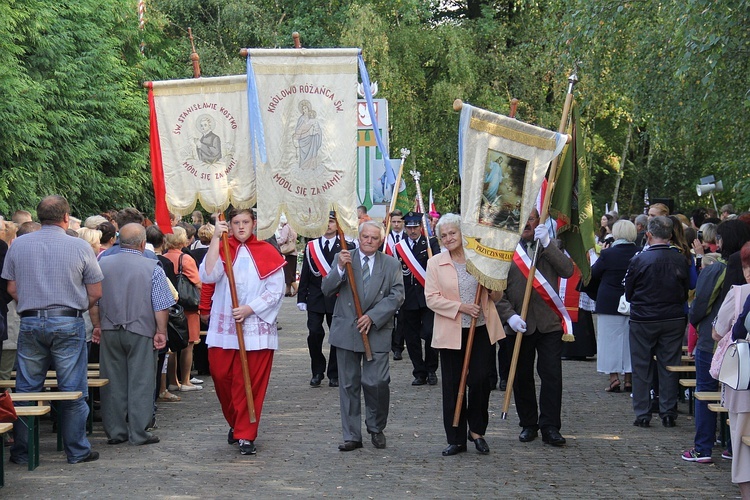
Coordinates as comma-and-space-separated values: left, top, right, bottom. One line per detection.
246, 49, 360, 240
147, 75, 254, 228
394, 240, 426, 287
513, 243, 574, 337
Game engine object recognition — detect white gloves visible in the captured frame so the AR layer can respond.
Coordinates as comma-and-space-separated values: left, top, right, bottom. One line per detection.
508, 314, 527, 333
297, 303, 307, 312
534, 225, 551, 248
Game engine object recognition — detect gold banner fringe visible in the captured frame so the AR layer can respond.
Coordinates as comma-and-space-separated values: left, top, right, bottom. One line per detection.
466, 260, 508, 293
561, 333, 576, 343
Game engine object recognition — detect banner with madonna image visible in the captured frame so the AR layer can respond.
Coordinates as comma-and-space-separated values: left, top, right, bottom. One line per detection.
458, 104, 566, 291
246, 48, 360, 240
147, 75, 254, 230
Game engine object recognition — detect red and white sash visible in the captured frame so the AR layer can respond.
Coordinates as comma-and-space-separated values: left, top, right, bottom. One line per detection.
307, 239, 332, 277
513, 243, 573, 336
395, 239, 426, 287
384, 234, 397, 256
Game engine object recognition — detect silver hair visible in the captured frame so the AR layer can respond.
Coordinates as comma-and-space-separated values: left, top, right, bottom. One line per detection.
359, 219, 384, 239
612, 219, 637, 242
436, 213, 462, 237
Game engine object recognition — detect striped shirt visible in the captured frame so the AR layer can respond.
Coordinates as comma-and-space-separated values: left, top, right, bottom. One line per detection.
2, 225, 104, 313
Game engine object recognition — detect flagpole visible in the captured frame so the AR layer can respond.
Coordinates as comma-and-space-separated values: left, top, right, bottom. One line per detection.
381, 148, 410, 251
501, 70, 578, 420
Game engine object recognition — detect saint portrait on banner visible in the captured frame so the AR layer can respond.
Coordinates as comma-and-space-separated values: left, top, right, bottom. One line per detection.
293, 100, 322, 170
478, 149, 526, 232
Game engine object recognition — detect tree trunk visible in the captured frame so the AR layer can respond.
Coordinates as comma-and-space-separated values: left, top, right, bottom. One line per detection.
611, 122, 633, 209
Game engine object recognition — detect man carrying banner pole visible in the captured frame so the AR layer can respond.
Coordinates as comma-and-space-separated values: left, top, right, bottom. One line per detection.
495, 71, 579, 447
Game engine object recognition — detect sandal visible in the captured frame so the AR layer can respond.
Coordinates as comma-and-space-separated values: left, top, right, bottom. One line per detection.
605, 379, 621, 393
158, 391, 181, 402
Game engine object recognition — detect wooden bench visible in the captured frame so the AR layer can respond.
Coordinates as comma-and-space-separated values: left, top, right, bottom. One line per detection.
743, 436, 750, 447
679, 379, 697, 415
14, 405, 51, 471
0, 422, 12, 487
9, 371, 100, 379
666, 365, 696, 373
0, 379, 109, 434
11, 391, 83, 452
694, 391, 721, 401
709, 403, 730, 448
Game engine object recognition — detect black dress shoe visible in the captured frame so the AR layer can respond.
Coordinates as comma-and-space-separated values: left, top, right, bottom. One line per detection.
310, 374, 323, 387
393, 350, 403, 360
140, 436, 160, 445
73, 451, 100, 464
329, 378, 339, 388
662, 416, 676, 427
412, 377, 427, 386
338, 441, 363, 452
371, 432, 386, 449
519, 427, 538, 442
107, 438, 126, 445
468, 432, 489, 454
542, 429, 566, 446
427, 372, 438, 385
441, 444, 467, 456
633, 417, 650, 428
228, 428, 239, 444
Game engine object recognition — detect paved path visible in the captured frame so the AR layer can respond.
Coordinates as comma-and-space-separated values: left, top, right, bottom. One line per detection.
2, 297, 736, 498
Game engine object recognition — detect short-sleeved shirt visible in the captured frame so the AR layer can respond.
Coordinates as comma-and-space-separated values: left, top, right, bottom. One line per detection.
1, 225, 104, 312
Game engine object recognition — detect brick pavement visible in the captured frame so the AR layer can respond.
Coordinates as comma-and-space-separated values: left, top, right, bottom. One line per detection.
2, 297, 736, 498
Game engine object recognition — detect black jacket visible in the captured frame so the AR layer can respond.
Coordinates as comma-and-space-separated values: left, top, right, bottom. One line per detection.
297, 237, 355, 314
586, 242, 640, 315
624, 243, 689, 322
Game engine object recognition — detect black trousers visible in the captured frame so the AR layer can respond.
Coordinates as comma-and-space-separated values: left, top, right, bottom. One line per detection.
439, 325, 494, 445
392, 314, 404, 353
400, 307, 438, 378
512, 329, 563, 432
307, 310, 338, 379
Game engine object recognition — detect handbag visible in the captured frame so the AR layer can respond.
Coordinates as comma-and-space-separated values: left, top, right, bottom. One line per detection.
278, 226, 297, 255
617, 293, 630, 315
176, 254, 200, 311
0, 390, 17, 423
167, 304, 189, 351
711, 286, 743, 379
718, 339, 750, 390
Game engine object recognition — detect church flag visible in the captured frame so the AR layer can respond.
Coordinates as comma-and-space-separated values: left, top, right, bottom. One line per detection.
458, 103, 566, 292
245, 49, 360, 239
147, 75, 254, 229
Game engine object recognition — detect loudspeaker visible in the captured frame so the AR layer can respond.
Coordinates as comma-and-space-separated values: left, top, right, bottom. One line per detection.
696, 180, 723, 196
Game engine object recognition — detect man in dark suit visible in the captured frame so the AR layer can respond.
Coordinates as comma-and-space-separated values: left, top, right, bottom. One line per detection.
297, 211, 354, 387
322, 220, 404, 451
384, 209, 406, 360
394, 212, 441, 386
495, 209, 574, 447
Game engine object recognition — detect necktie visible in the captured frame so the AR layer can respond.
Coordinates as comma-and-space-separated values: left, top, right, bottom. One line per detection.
324, 239, 330, 253
362, 256, 370, 297
395, 234, 400, 243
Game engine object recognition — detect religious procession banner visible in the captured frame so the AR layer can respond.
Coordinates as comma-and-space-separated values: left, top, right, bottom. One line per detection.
459, 104, 566, 291
246, 49, 360, 239
147, 75, 254, 229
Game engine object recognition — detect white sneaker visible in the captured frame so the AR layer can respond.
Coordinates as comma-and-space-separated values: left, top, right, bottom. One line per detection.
190, 377, 204, 385
179, 384, 203, 392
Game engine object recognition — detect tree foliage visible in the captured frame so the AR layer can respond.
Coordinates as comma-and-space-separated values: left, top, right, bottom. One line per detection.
1, 0, 748, 219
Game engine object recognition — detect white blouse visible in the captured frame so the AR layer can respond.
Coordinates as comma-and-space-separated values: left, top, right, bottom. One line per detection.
199, 246, 285, 351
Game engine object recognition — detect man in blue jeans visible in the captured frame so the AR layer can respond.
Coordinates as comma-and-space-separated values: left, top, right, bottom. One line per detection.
2, 195, 103, 464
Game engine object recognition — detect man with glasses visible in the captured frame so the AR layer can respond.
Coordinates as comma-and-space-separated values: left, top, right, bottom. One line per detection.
495, 208, 574, 447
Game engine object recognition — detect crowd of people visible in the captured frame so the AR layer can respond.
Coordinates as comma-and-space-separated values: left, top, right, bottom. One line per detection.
1, 197, 749, 497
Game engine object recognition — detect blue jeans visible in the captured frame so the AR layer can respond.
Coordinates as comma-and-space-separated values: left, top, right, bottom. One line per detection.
694, 348, 718, 456
12, 316, 91, 464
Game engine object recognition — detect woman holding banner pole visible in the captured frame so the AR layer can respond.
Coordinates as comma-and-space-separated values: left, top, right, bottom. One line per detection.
425, 213, 504, 456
